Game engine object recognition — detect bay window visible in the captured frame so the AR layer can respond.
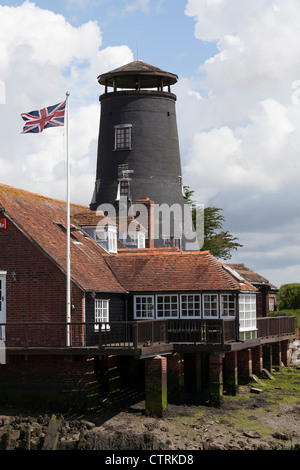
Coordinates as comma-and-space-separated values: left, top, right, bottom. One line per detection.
239, 294, 257, 340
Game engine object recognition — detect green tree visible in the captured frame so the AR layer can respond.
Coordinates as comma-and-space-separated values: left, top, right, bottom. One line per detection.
278, 284, 300, 310
184, 186, 243, 260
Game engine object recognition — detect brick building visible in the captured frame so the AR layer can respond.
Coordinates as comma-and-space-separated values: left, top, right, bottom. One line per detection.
0, 183, 296, 415
226, 263, 278, 316
0, 60, 296, 415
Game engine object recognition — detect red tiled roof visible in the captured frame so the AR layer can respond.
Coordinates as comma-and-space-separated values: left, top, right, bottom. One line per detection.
0, 183, 259, 295
72, 211, 106, 226
0, 183, 125, 293
104, 250, 257, 293
226, 263, 275, 286
72, 212, 146, 233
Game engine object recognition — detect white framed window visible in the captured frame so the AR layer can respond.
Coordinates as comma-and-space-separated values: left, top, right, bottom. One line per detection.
116, 179, 131, 201
180, 294, 201, 318
134, 296, 154, 319
269, 297, 275, 312
220, 294, 236, 318
114, 124, 132, 150
239, 294, 257, 339
203, 294, 218, 318
107, 227, 117, 253
137, 232, 145, 248
94, 299, 110, 331
120, 179, 130, 196
156, 295, 179, 318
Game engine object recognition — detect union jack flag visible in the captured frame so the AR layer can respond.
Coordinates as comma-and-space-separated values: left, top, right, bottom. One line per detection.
21, 100, 66, 133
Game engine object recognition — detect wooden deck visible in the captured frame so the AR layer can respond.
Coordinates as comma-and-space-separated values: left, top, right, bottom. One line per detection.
0, 315, 296, 357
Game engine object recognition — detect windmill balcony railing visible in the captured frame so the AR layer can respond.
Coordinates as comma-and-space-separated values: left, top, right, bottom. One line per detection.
0, 316, 295, 352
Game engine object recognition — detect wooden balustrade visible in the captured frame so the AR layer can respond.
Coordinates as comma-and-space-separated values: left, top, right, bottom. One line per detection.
0, 315, 295, 352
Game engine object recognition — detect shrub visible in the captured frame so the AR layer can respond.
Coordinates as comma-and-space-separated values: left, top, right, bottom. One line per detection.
278, 284, 300, 310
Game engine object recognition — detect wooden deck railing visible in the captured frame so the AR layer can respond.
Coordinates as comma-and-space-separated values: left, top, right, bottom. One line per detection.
0, 315, 295, 352
257, 315, 296, 338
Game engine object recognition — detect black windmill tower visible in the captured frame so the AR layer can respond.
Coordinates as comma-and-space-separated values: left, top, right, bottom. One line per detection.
90, 60, 196, 250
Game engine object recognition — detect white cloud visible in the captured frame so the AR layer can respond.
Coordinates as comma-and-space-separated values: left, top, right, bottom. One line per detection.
181, 0, 300, 199
124, 0, 150, 14
0, 2, 101, 71
185, 0, 276, 42
183, 98, 299, 202
0, 2, 133, 205
180, 0, 300, 284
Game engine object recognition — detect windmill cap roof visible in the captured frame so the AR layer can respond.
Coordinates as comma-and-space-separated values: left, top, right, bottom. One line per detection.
98, 60, 178, 88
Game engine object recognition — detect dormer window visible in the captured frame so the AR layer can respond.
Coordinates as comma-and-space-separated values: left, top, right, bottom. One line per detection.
81, 224, 117, 254
162, 236, 181, 249
53, 222, 82, 244
95, 225, 117, 254
114, 124, 132, 150
107, 226, 117, 253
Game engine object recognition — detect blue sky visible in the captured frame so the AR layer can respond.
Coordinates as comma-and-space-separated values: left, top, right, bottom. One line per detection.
1, 0, 217, 77
0, 0, 300, 288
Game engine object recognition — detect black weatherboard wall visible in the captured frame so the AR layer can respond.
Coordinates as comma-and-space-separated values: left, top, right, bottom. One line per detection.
90, 61, 189, 248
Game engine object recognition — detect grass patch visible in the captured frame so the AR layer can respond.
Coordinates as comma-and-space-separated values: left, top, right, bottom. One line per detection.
193, 409, 206, 420
261, 368, 300, 405
220, 409, 278, 439
214, 368, 300, 437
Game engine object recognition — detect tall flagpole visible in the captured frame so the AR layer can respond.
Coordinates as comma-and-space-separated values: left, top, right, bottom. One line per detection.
66, 92, 71, 347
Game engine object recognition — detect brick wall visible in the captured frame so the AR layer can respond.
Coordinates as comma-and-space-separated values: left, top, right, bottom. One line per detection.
145, 355, 167, 417
0, 354, 98, 411
0, 217, 84, 325
0, 354, 94, 389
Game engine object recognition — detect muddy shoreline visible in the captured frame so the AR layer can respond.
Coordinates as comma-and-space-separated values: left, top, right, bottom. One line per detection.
0, 368, 299, 451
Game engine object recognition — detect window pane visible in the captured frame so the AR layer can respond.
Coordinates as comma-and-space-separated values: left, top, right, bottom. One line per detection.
180, 294, 201, 318
135, 296, 154, 318
156, 295, 178, 318
94, 299, 110, 331
115, 127, 131, 150
203, 294, 218, 317
238, 294, 257, 333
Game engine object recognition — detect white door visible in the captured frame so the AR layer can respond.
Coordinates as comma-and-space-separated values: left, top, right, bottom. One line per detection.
0, 272, 6, 363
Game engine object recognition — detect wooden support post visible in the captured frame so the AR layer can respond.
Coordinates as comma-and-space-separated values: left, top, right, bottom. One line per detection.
184, 353, 202, 394
237, 348, 252, 384
167, 353, 184, 404
101, 355, 120, 396
281, 340, 290, 366
224, 351, 238, 396
42, 415, 62, 450
145, 355, 167, 417
273, 342, 282, 369
263, 344, 273, 372
252, 345, 263, 375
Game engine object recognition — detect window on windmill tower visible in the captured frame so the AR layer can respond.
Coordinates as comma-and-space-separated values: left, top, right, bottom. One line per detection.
114, 124, 132, 150
120, 179, 130, 196
116, 178, 131, 201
